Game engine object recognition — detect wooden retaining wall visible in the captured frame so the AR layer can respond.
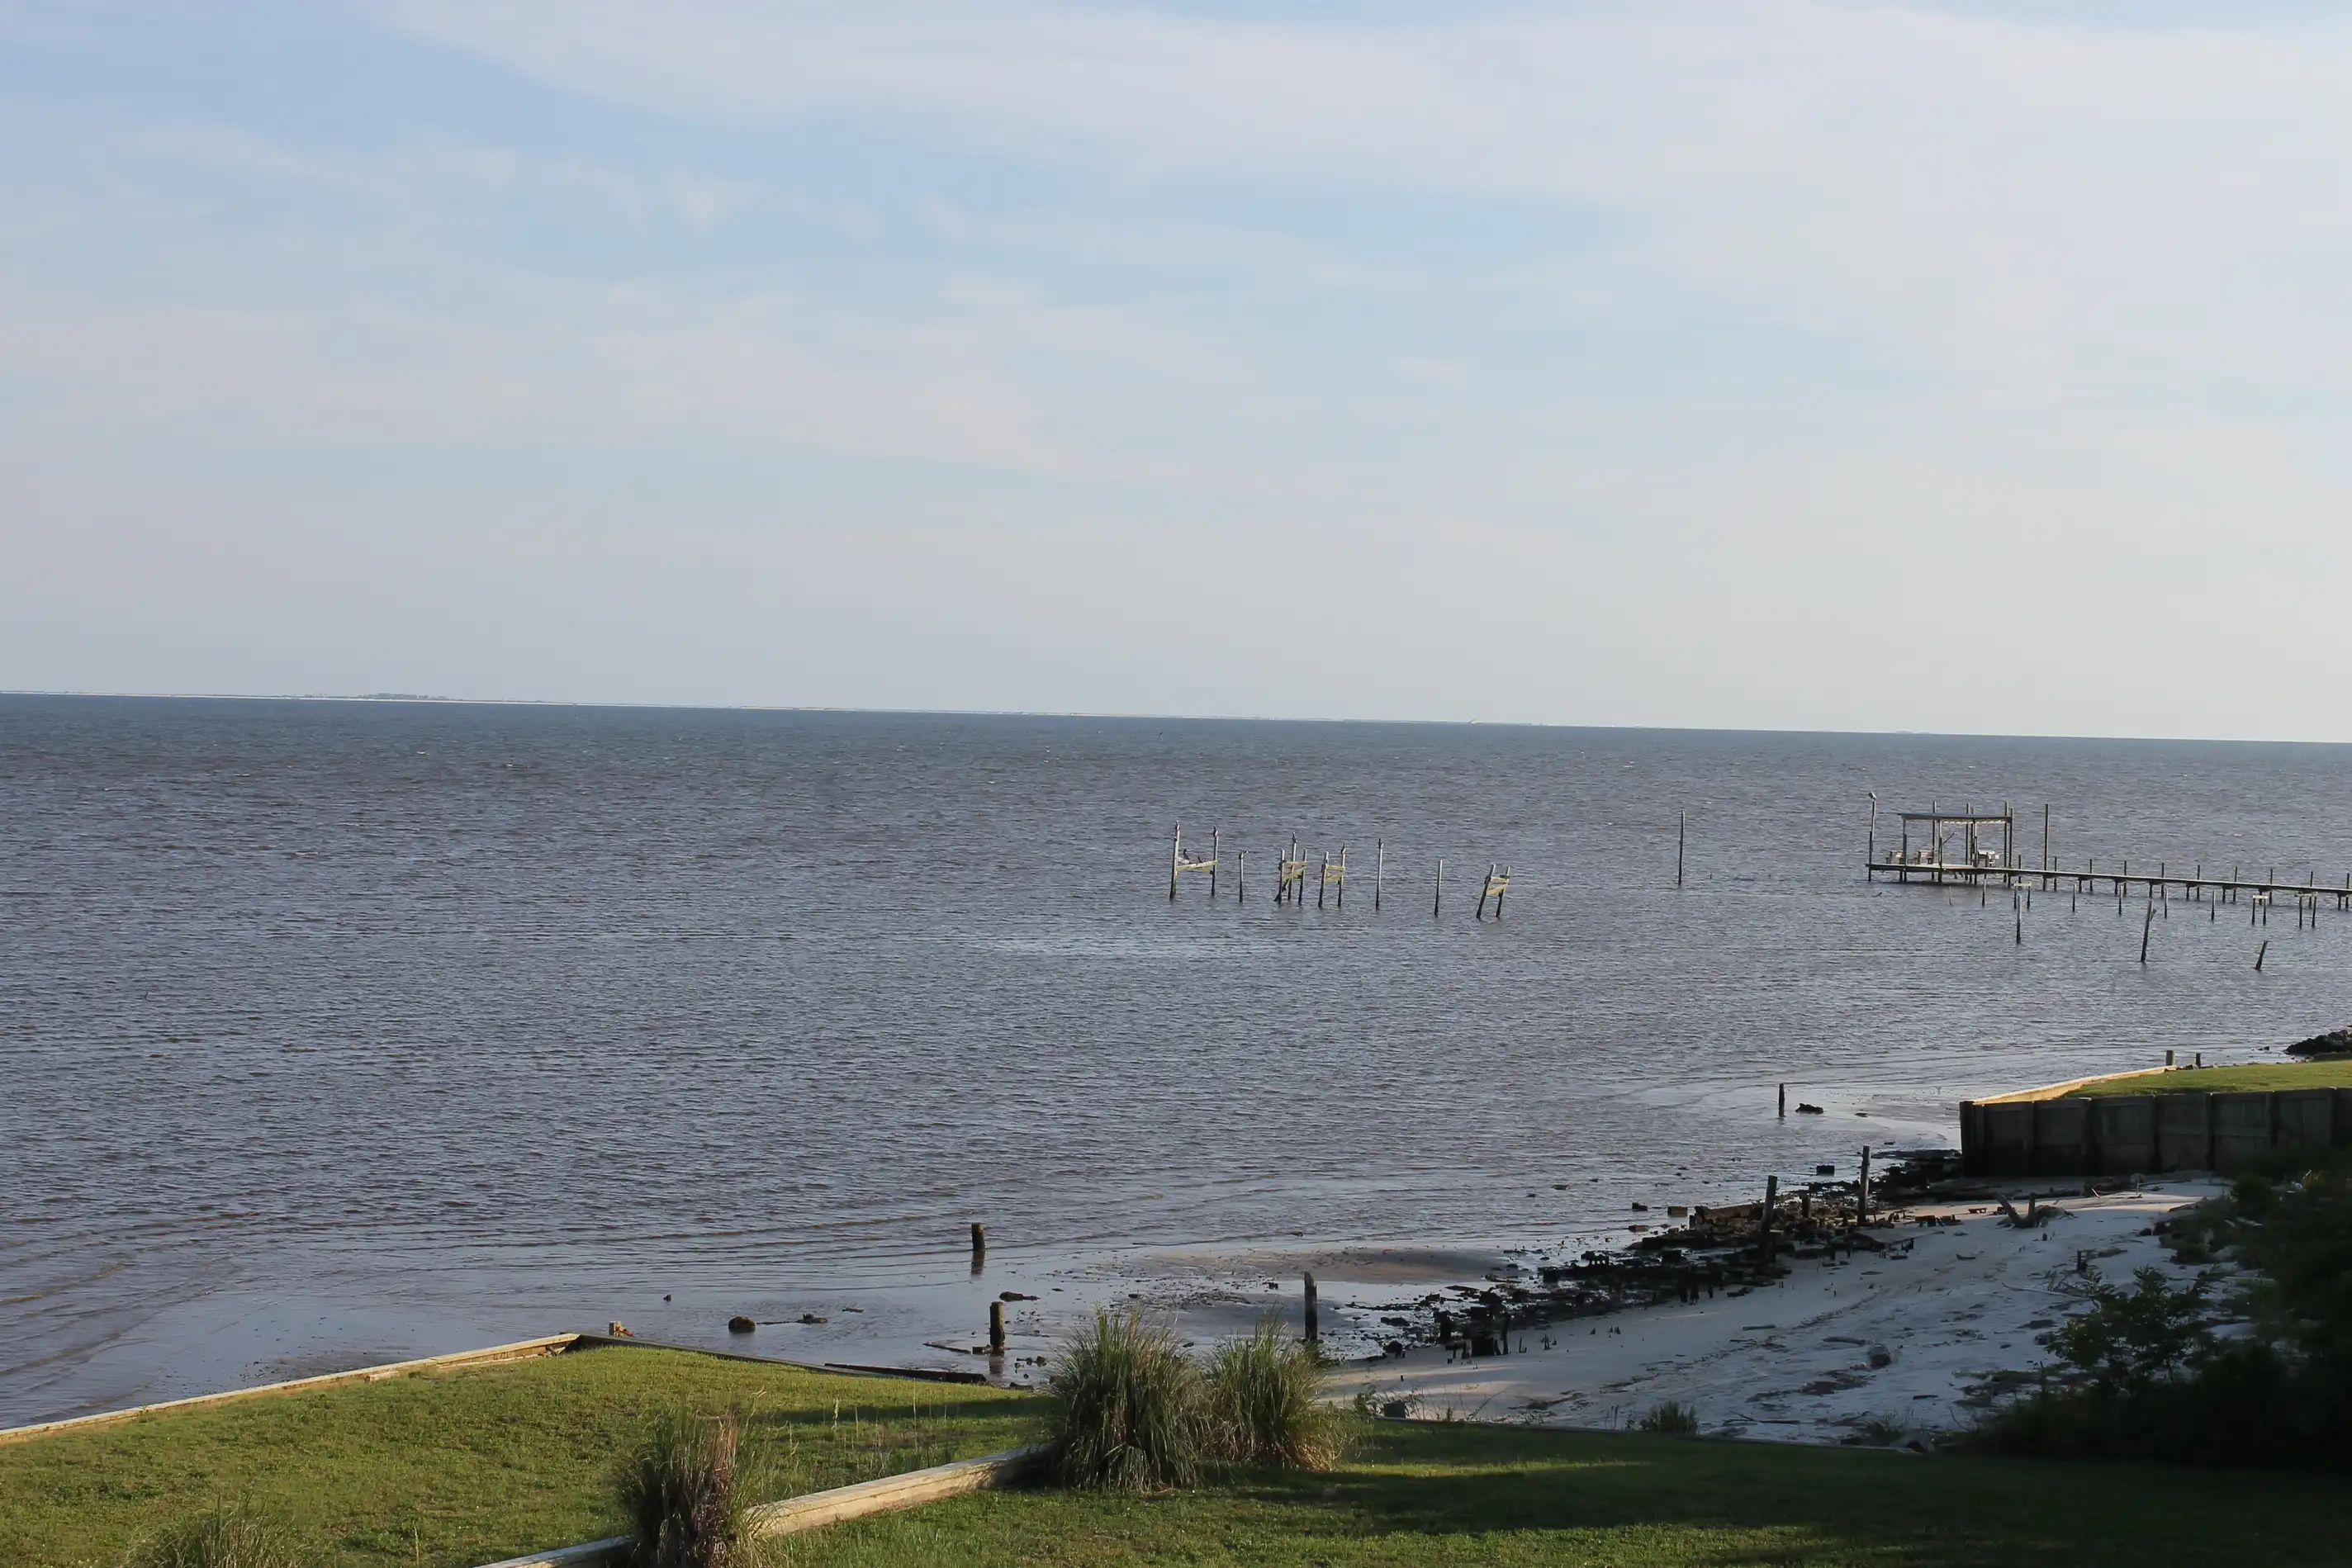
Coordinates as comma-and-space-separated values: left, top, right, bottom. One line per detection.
475, 1449, 1030, 1568
0, 1335, 582, 1449
0, 1332, 978, 1450
1960, 1086, 2352, 1177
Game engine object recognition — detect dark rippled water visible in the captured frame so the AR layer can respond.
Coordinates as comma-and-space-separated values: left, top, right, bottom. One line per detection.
5, 695, 2350, 1424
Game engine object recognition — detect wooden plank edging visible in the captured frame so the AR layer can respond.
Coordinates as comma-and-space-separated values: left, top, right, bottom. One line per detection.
1975, 1065, 2176, 1106
0, 1332, 998, 1448
0, 1334, 585, 1448
472, 1532, 633, 1568
750, 1447, 1027, 1537
472, 1450, 1031, 1568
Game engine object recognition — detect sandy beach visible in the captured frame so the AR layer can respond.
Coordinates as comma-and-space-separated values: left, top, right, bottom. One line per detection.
1333, 1178, 2226, 1446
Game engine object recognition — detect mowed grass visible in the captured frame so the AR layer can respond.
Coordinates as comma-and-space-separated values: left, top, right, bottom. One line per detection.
12, 1349, 2352, 1568
2063, 1060, 2352, 1097
779, 1421, 2352, 1568
0, 1346, 1038, 1568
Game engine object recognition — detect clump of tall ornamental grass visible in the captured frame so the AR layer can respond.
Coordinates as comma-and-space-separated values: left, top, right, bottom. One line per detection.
119, 1509, 306, 1568
1041, 1311, 1350, 1491
618, 1410, 750, 1568
1039, 1312, 1207, 1491
1636, 1400, 1701, 1437
1203, 1317, 1345, 1470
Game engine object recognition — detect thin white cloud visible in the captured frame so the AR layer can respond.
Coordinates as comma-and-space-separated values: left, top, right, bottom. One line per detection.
376, 0, 2352, 403
0, 267, 1253, 486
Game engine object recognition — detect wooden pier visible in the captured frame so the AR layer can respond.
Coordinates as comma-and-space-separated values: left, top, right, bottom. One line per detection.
1866, 802, 2352, 909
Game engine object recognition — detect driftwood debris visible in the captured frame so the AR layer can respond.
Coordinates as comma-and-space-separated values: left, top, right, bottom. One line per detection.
1387, 1151, 1965, 1362
1998, 1196, 2056, 1229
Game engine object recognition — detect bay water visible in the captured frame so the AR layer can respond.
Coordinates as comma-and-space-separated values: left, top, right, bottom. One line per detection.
4, 695, 2348, 1424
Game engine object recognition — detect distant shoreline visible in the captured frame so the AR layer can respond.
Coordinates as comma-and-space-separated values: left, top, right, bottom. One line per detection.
3, 689, 2349, 746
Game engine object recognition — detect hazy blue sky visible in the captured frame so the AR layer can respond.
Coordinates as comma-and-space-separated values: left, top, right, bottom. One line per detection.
5, 2, 2350, 737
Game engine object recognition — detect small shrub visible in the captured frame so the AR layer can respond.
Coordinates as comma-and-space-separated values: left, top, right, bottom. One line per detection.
1040, 1311, 1206, 1492
2046, 1267, 2212, 1395
619, 1411, 748, 1568
1634, 1400, 1700, 1436
1205, 1318, 1347, 1470
120, 1509, 306, 1568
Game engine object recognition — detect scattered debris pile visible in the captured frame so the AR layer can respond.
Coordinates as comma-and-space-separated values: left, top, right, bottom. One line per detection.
1366, 1165, 1935, 1364
1872, 1149, 1970, 1202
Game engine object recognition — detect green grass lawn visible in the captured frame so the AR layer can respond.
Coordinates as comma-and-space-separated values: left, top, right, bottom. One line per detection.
782, 1422, 2352, 1568
2063, 1060, 2352, 1097
0, 1346, 1038, 1568
12, 1348, 2352, 1568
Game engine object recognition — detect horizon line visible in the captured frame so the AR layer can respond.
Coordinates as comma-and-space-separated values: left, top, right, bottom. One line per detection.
2, 687, 2348, 750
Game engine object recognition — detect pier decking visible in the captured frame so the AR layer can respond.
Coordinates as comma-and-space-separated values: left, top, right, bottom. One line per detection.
1867, 858, 2352, 907
1864, 799, 2350, 908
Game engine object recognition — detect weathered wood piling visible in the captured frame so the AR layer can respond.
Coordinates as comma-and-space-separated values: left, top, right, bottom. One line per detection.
1475, 864, 1509, 921
1159, 835, 1515, 921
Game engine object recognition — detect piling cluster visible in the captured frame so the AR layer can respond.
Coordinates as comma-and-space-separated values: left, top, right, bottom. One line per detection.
1169, 826, 1510, 918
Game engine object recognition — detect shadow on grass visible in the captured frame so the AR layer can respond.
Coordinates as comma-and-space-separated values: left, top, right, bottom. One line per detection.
1170, 1423, 2351, 1568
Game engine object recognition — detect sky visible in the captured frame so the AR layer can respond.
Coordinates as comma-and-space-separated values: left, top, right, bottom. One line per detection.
3, 1, 2350, 737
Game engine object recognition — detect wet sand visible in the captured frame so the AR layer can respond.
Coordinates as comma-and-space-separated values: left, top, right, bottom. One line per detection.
1333, 1179, 2226, 1445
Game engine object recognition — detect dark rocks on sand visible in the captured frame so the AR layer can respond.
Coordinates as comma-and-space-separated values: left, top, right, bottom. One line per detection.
2288, 1026, 2352, 1057
728, 1315, 756, 1334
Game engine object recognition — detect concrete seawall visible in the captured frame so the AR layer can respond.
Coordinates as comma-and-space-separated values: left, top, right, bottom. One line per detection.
1960, 1085, 2352, 1177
